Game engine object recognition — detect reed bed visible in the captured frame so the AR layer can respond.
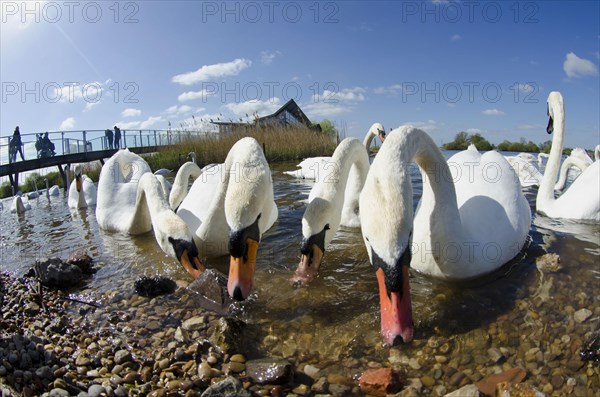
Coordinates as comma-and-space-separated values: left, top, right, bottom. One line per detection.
143, 125, 337, 171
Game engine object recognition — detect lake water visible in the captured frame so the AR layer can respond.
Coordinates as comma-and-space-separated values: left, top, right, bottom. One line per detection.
1, 154, 598, 394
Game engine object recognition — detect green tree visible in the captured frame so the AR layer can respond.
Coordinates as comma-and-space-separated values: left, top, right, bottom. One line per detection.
539, 140, 552, 153
469, 133, 493, 151
443, 131, 469, 150
317, 119, 337, 138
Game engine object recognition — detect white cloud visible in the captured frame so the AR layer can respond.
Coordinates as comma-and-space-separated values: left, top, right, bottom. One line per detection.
59, 117, 75, 130
260, 50, 280, 65
466, 128, 484, 134
117, 116, 164, 130
303, 102, 353, 118
84, 101, 100, 112
165, 105, 192, 115
122, 108, 142, 117
313, 87, 366, 102
172, 58, 252, 85
373, 84, 403, 95
400, 120, 444, 132
517, 83, 535, 93
178, 89, 216, 102
117, 120, 142, 130
140, 116, 163, 129
53, 81, 103, 103
563, 52, 598, 78
450, 34, 462, 41
481, 109, 505, 116
225, 98, 281, 117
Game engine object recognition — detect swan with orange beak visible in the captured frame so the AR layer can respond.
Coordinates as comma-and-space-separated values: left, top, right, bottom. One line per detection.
169, 137, 278, 300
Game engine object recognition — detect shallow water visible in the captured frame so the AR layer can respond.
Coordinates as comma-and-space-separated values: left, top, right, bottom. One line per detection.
1, 155, 599, 392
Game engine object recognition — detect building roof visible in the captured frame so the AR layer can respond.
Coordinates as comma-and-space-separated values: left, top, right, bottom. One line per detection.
256, 99, 312, 126
211, 99, 313, 128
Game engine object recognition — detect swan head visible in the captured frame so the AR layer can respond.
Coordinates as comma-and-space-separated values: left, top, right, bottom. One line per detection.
227, 214, 261, 301
73, 164, 83, 192
370, 122, 386, 142
546, 91, 564, 134
292, 197, 336, 284
154, 212, 205, 278
359, 132, 415, 345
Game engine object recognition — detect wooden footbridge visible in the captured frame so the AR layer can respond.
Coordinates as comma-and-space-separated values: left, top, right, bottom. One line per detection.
0, 129, 205, 192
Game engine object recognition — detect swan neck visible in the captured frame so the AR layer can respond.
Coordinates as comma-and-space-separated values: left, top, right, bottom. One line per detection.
170, 163, 201, 209
363, 130, 376, 149
539, 106, 565, 200
134, 174, 170, 231
411, 135, 459, 214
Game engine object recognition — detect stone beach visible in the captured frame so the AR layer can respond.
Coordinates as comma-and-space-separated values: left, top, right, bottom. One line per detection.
1, 250, 599, 397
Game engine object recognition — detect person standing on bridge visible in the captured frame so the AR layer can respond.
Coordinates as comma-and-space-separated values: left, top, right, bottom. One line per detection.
105, 129, 114, 149
114, 126, 122, 149
10, 126, 25, 162
42, 132, 56, 156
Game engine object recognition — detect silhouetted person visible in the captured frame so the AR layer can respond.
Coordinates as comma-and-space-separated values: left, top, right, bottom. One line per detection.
105, 129, 114, 149
10, 126, 25, 162
42, 132, 55, 156
114, 126, 121, 148
35, 134, 43, 158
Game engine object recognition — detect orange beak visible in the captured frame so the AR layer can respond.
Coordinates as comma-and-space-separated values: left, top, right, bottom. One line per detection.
227, 239, 258, 301
75, 174, 82, 192
290, 245, 324, 285
180, 249, 205, 279
376, 266, 413, 345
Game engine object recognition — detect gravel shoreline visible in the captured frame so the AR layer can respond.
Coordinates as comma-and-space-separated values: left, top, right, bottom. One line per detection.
1, 261, 599, 397
0, 272, 273, 397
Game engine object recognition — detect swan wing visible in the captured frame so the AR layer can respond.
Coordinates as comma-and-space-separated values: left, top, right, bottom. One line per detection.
448, 150, 531, 274
554, 161, 600, 221
96, 150, 152, 232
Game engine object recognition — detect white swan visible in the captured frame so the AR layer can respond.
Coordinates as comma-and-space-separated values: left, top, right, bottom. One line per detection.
154, 171, 172, 198
291, 138, 370, 283
154, 168, 173, 176
536, 92, 599, 221
553, 147, 593, 191
96, 149, 204, 276
68, 164, 97, 209
169, 137, 278, 300
505, 153, 544, 187
538, 152, 549, 167
10, 195, 31, 214
45, 178, 60, 197
359, 125, 531, 345
26, 179, 40, 200
284, 123, 385, 180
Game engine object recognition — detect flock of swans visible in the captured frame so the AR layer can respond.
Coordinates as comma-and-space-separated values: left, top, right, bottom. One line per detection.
6, 91, 598, 345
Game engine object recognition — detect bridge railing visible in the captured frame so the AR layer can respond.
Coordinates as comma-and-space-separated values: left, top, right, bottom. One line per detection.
0, 129, 211, 165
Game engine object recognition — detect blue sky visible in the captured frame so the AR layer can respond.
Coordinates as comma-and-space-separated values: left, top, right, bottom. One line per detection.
1, 0, 599, 150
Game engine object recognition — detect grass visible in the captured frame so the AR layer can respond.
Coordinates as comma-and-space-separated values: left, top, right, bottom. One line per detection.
0, 126, 337, 199
143, 125, 337, 171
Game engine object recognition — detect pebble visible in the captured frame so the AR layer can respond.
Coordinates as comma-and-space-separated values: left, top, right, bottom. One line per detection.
114, 349, 132, 365
420, 375, 435, 388
574, 308, 592, 323
88, 384, 106, 397
303, 364, 321, 379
